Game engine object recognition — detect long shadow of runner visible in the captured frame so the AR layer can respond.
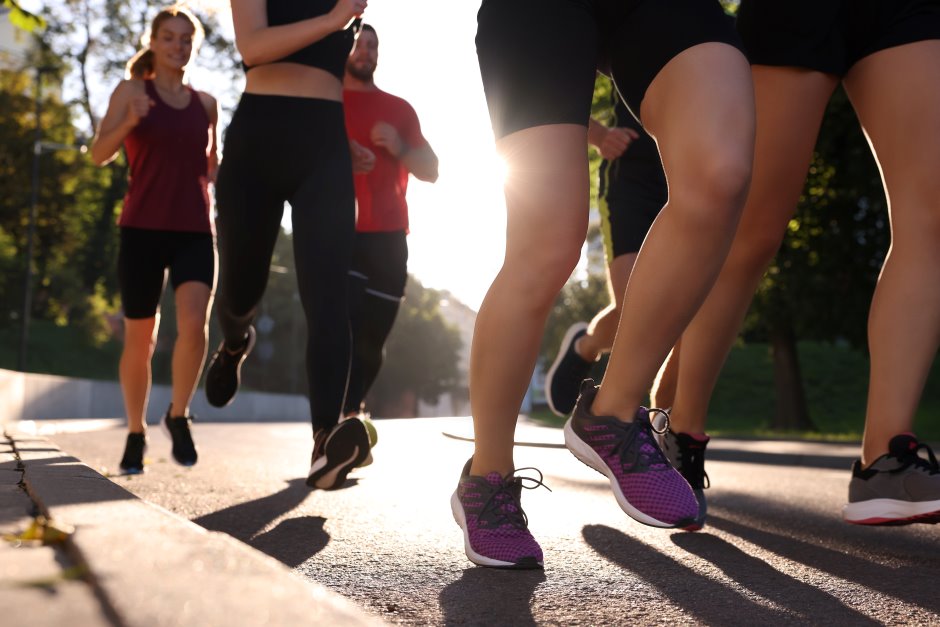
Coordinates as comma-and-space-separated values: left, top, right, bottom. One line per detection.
582, 525, 794, 625
193, 478, 329, 568
439, 567, 545, 627
706, 498, 940, 613
671, 533, 879, 625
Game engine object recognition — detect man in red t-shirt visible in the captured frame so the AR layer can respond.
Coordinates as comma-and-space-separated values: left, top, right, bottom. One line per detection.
343, 24, 439, 419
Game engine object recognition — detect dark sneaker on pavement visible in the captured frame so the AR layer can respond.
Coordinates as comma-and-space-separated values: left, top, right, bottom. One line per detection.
205, 326, 256, 408
163, 407, 198, 466
843, 433, 940, 525
658, 427, 710, 530
307, 417, 371, 490
451, 459, 547, 569
119, 432, 147, 475
352, 412, 377, 468
545, 322, 592, 417
564, 379, 699, 529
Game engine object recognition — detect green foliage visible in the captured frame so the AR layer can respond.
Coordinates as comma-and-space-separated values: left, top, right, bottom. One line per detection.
368, 276, 464, 412
3, 0, 46, 32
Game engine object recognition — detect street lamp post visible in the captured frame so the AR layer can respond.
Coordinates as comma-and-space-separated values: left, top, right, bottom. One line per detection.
17, 64, 84, 372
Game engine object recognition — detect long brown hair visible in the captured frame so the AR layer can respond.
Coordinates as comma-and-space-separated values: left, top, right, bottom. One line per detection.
125, 5, 205, 79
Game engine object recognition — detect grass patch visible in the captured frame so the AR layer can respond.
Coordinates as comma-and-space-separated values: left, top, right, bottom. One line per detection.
529, 341, 940, 441
0, 320, 122, 380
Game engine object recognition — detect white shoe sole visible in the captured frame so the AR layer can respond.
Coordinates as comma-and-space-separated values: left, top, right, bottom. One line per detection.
843, 497, 940, 524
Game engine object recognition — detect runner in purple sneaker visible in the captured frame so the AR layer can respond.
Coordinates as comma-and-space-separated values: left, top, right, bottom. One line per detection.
451, 460, 548, 569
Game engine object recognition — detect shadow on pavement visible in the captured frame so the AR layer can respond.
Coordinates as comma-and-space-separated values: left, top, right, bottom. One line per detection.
670, 532, 879, 625
582, 524, 793, 624
707, 496, 940, 613
193, 478, 330, 567
439, 567, 545, 626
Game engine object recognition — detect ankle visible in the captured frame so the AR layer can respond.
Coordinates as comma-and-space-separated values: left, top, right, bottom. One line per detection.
573, 336, 598, 362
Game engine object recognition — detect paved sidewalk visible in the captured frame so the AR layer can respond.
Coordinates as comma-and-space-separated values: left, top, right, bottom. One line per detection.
0, 428, 381, 627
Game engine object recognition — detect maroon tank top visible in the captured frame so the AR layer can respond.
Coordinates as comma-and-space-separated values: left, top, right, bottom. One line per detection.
120, 80, 212, 233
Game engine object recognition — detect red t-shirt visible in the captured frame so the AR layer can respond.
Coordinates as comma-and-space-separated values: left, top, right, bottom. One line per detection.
121, 80, 212, 233
343, 88, 428, 233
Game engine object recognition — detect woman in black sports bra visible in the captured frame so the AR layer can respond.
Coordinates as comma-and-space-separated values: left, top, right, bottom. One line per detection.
207, 0, 375, 491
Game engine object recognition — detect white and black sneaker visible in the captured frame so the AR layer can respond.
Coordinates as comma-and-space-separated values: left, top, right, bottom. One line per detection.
307, 417, 371, 490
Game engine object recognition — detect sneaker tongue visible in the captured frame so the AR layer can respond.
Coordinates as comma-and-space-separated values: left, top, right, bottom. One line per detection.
888, 433, 919, 458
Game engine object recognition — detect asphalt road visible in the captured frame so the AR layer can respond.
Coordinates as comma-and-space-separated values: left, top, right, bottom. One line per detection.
46, 418, 940, 626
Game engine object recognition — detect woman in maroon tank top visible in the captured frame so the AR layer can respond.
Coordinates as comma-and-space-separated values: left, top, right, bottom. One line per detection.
90, 6, 220, 475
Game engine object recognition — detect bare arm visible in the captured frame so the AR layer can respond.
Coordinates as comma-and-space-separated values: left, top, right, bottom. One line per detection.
90, 80, 152, 166
371, 121, 439, 183
198, 91, 220, 182
401, 145, 439, 183
232, 0, 366, 67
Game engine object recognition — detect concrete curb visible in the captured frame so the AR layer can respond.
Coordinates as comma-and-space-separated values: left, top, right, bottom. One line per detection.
4, 428, 382, 627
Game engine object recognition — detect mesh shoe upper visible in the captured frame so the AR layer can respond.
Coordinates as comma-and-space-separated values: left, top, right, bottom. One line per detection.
565, 380, 699, 528
545, 322, 593, 417
845, 433, 940, 524
452, 460, 545, 568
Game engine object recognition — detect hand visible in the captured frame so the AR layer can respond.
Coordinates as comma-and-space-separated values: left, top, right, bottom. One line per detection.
350, 139, 375, 173
598, 126, 639, 160
370, 122, 406, 158
329, 0, 367, 30
126, 94, 154, 127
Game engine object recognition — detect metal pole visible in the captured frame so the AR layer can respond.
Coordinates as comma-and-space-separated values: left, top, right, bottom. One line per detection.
18, 67, 43, 372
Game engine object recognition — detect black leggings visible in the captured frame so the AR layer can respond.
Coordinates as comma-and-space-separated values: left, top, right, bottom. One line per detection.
214, 94, 355, 432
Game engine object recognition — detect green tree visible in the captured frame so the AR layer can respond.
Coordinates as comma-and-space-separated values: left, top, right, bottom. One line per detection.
368, 277, 464, 417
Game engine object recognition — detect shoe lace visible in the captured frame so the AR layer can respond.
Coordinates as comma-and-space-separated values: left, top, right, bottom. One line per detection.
610, 416, 670, 471
677, 440, 711, 489
479, 468, 551, 530
894, 441, 940, 475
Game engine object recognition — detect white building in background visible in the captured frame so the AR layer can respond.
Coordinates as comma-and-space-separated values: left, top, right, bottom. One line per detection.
0, 7, 33, 69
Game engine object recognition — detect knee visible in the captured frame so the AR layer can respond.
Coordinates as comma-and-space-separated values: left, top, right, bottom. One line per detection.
505, 240, 583, 309
177, 317, 208, 345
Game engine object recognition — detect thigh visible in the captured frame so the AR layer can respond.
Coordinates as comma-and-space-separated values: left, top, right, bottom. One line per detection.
843, 39, 940, 231
118, 227, 169, 320
738, 66, 839, 233
605, 0, 743, 118
168, 232, 217, 292
476, 0, 598, 139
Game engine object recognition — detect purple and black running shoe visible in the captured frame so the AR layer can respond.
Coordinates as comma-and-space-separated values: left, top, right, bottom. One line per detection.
564, 379, 699, 529
451, 459, 548, 569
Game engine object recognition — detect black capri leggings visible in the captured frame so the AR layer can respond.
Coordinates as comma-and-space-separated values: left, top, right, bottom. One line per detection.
214, 94, 355, 432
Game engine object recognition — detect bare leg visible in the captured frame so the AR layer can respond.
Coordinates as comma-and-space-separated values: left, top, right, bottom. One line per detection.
470, 124, 589, 477
170, 281, 213, 417
594, 43, 755, 421
650, 338, 680, 410
577, 253, 637, 360
668, 65, 838, 435
120, 315, 159, 433
842, 41, 940, 465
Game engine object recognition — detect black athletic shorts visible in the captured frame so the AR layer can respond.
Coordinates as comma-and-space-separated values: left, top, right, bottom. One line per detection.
118, 227, 217, 319
599, 100, 668, 261
737, 0, 940, 76
476, 0, 741, 139
349, 230, 408, 301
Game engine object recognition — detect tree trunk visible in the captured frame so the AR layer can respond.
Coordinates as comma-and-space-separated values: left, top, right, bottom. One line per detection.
769, 320, 816, 431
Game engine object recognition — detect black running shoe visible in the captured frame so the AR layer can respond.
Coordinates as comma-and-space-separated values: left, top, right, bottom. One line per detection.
119, 432, 147, 475
658, 427, 710, 530
205, 326, 256, 408
163, 407, 198, 466
307, 417, 371, 490
545, 322, 593, 417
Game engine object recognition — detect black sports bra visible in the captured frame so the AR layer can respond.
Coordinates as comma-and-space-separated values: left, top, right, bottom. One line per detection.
243, 0, 356, 80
